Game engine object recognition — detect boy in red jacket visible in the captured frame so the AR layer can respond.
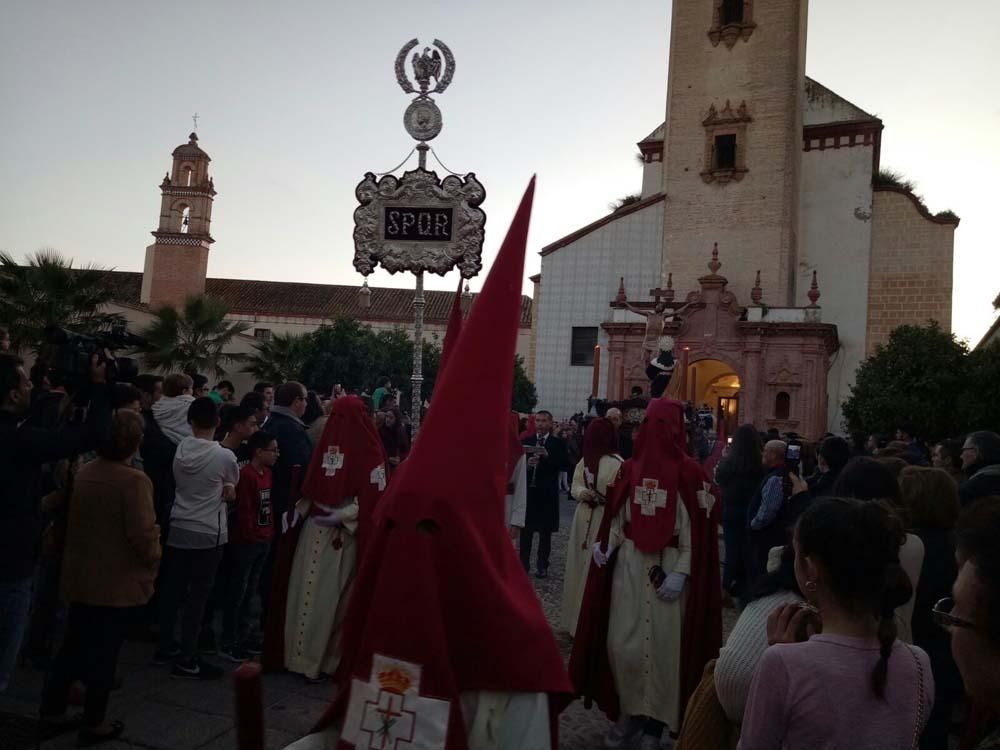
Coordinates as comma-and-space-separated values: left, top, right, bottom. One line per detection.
220, 430, 276, 662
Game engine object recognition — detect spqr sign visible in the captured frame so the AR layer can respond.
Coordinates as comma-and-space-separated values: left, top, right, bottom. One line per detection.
353, 168, 486, 278
383, 206, 453, 242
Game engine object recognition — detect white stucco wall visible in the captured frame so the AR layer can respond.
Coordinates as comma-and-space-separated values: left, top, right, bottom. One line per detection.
534, 201, 663, 419
798, 143, 874, 433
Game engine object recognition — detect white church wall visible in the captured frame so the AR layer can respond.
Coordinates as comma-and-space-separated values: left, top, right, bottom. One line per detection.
798, 144, 874, 433
534, 202, 663, 419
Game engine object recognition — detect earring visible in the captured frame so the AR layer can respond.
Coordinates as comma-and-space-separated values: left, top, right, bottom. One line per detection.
805, 580, 818, 593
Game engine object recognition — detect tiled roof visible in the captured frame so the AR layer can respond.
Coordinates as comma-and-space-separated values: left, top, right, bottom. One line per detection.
101, 271, 532, 326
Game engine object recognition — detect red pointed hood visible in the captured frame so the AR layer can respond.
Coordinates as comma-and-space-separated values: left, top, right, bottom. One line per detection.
437, 277, 465, 378
319, 179, 572, 750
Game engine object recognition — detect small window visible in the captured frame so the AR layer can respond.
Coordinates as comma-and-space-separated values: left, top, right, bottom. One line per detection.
254, 328, 272, 341
570, 327, 598, 366
180, 206, 191, 234
721, 0, 745, 25
713, 134, 737, 170
775, 391, 790, 420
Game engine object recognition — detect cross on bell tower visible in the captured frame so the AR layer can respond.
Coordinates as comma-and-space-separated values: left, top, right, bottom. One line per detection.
141, 133, 217, 308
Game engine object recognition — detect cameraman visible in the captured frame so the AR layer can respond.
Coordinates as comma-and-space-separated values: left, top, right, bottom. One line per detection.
0, 352, 113, 693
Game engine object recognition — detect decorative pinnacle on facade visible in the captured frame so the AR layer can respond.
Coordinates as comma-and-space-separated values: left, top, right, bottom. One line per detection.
807, 270, 822, 307
751, 270, 763, 305
708, 242, 722, 275
664, 272, 675, 304
615, 277, 627, 305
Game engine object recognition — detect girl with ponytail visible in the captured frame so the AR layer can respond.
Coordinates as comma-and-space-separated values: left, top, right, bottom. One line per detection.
738, 498, 934, 750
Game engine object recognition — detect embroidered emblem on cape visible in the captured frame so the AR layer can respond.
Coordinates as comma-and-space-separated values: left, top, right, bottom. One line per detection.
342, 654, 451, 750
697, 481, 716, 518
370, 464, 387, 492
322, 446, 344, 477
634, 478, 668, 517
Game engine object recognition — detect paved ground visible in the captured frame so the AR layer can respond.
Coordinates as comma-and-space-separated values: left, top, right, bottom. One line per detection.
0, 496, 731, 749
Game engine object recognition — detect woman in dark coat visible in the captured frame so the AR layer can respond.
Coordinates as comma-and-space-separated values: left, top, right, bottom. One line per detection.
378, 407, 410, 480
714, 424, 763, 604
899, 466, 964, 750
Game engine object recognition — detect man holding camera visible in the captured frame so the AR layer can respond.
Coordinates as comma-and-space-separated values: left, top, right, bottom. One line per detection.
0, 352, 112, 692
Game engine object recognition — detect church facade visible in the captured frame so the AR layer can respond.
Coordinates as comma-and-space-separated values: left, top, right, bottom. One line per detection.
532, 0, 958, 435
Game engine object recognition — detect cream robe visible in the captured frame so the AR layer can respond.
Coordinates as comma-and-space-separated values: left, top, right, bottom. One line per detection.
607, 497, 692, 729
284, 495, 359, 679
561, 454, 622, 635
282, 692, 551, 750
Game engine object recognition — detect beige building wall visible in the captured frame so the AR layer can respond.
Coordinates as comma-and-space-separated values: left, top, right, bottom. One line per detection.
661, 0, 808, 306
866, 187, 957, 354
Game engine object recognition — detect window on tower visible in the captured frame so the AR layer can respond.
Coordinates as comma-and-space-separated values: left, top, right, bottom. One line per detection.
708, 0, 755, 47
721, 0, 744, 25
184, 166, 193, 187
180, 206, 191, 234
713, 134, 738, 171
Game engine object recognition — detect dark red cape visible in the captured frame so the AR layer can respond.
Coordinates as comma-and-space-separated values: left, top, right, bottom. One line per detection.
569, 434, 722, 728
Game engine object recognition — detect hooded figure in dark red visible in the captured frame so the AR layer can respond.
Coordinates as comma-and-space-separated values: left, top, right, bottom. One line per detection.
286, 179, 573, 750
569, 397, 721, 747
263, 396, 386, 677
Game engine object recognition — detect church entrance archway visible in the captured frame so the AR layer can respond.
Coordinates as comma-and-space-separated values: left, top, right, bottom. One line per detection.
676, 357, 741, 435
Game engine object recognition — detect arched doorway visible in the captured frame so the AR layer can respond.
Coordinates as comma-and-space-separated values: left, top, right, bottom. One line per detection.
677, 358, 741, 435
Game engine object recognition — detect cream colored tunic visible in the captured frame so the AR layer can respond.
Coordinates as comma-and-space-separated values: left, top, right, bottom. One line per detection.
282, 692, 551, 750
561, 454, 622, 636
607, 497, 692, 729
284, 495, 359, 679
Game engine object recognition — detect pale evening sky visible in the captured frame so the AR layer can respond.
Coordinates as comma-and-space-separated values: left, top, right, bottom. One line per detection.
1, 0, 997, 345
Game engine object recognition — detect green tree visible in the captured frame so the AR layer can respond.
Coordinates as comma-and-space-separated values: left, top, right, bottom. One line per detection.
0, 249, 124, 353
138, 295, 249, 378
842, 322, 968, 441
243, 331, 311, 384
512, 354, 538, 413
957, 342, 1000, 432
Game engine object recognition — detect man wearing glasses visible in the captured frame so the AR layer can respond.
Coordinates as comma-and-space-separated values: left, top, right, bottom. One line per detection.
933, 500, 1000, 749
958, 432, 1000, 507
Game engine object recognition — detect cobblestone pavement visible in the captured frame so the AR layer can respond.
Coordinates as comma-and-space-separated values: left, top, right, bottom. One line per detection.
0, 495, 732, 749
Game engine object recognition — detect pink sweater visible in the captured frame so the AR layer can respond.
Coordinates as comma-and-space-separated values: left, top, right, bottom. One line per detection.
738, 634, 934, 750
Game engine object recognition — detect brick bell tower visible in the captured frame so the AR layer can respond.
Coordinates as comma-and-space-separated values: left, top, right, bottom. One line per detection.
141, 133, 216, 309
660, 0, 808, 306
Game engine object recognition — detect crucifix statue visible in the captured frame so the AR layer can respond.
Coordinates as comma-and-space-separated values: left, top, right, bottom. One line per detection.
192, 112, 199, 131
624, 285, 693, 358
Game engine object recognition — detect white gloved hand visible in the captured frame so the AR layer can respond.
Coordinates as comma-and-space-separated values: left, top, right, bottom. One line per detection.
656, 572, 688, 602
559, 472, 570, 493
592, 541, 616, 568
281, 508, 302, 534
311, 504, 343, 528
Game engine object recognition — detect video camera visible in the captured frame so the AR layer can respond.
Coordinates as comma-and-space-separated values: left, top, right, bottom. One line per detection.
43, 323, 145, 386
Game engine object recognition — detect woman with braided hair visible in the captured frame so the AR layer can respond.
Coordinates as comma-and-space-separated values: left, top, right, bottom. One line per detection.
738, 498, 934, 749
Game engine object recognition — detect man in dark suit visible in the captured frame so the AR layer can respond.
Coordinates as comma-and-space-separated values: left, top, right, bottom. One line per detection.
520, 410, 569, 578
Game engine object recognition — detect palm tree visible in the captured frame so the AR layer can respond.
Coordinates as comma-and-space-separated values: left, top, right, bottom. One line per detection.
0, 249, 125, 353
243, 331, 310, 383
139, 295, 249, 378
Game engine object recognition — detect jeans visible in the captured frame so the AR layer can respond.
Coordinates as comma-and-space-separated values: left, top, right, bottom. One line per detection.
41, 604, 131, 727
222, 542, 269, 646
519, 528, 552, 573
158, 546, 224, 659
0, 577, 34, 692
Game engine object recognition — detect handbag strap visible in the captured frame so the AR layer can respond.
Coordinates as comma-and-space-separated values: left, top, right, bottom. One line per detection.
905, 644, 926, 750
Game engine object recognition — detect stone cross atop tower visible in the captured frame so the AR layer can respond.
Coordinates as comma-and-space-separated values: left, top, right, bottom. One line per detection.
141, 133, 217, 308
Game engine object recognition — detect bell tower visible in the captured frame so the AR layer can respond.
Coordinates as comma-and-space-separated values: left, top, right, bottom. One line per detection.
660, 0, 808, 306
140, 132, 216, 308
